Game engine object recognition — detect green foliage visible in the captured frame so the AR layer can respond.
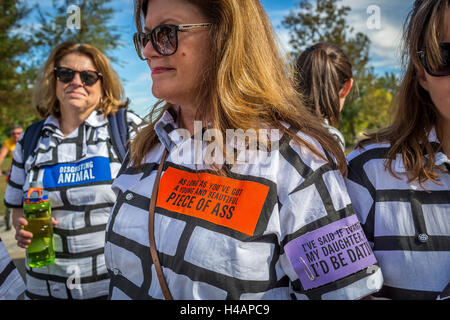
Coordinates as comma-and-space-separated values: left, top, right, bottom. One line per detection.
282, 0, 400, 146
0, 0, 29, 86
282, 0, 370, 77
0, 0, 39, 142
0, 0, 124, 142
341, 72, 399, 144
30, 0, 123, 65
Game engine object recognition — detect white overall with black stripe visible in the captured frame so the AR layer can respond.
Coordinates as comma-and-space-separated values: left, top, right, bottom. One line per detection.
4, 110, 143, 299
346, 129, 450, 299
323, 119, 345, 153
105, 108, 383, 300
0, 238, 26, 299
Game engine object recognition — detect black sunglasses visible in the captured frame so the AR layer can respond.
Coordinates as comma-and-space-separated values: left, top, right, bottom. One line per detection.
133, 23, 211, 59
54, 66, 103, 86
418, 42, 450, 77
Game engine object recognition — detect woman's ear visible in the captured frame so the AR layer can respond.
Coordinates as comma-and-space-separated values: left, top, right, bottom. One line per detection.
339, 78, 354, 99
417, 67, 429, 92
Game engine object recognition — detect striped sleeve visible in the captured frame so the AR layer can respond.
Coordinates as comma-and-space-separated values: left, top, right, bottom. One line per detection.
0, 238, 25, 300
345, 143, 450, 299
345, 147, 378, 244
278, 136, 382, 300
126, 110, 145, 141
4, 136, 26, 208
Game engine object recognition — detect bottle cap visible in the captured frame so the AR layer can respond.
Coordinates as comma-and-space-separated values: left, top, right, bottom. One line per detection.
24, 181, 48, 204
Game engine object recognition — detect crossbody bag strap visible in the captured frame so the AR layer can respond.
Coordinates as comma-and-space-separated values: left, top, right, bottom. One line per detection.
148, 148, 172, 300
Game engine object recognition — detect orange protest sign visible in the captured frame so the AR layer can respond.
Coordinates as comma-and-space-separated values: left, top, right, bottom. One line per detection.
156, 167, 270, 236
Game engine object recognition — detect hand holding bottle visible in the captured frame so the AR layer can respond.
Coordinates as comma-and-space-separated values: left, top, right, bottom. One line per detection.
14, 215, 57, 249
16, 182, 57, 267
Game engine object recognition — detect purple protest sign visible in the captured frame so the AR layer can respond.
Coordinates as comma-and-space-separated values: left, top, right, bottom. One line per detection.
285, 214, 377, 290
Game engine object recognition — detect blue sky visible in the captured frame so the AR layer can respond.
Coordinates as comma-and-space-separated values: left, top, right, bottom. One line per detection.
24, 0, 413, 117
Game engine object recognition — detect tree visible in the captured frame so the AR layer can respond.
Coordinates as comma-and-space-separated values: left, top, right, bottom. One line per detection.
282, 0, 396, 146
377, 72, 400, 96
282, 0, 371, 77
0, 0, 39, 141
30, 0, 123, 65
0, 0, 125, 142
341, 71, 398, 144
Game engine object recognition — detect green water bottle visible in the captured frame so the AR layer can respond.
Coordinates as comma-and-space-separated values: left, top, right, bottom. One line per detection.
23, 181, 55, 268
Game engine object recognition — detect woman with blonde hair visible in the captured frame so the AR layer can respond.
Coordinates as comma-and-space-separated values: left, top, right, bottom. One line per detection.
104, 0, 382, 300
346, 0, 450, 299
5, 42, 143, 299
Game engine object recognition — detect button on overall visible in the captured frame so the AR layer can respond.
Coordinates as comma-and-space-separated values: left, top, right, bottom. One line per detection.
417, 233, 428, 243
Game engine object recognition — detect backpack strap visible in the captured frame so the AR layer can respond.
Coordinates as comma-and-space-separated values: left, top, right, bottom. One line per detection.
22, 111, 129, 164
22, 120, 45, 163
107, 108, 129, 163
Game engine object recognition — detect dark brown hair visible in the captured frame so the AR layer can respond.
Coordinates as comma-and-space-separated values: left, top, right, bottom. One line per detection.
295, 43, 353, 128
131, 0, 347, 175
358, 0, 449, 185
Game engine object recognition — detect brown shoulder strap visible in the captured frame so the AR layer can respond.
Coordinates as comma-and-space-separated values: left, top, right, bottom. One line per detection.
148, 148, 172, 300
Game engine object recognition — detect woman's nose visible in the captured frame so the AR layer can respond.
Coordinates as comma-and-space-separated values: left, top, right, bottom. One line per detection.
143, 39, 161, 60
70, 71, 83, 85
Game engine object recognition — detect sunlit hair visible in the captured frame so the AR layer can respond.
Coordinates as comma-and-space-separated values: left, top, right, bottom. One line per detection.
358, 0, 449, 185
33, 42, 128, 118
295, 43, 353, 128
131, 0, 347, 174
10, 125, 23, 133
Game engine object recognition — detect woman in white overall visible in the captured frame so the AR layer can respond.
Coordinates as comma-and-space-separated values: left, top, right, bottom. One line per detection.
346, 0, 450, 299
104, 0, 383, 300
5, 42, 143, 299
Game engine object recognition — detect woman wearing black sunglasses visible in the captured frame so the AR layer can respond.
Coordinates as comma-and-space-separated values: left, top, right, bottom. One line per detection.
346, 0, 450, 300
104, 0, 382, 300
4, 42, 143, 300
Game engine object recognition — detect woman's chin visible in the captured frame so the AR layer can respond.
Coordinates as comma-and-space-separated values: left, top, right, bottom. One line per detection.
152, 86, 172, 103
64, 101, 87, 109
60, 100, 96, 113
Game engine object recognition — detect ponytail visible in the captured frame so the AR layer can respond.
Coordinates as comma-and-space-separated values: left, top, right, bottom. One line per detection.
294, 43, 353, 128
